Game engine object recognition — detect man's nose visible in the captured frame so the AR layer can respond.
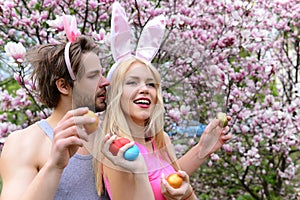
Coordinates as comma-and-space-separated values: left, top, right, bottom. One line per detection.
98, 76, 110, 87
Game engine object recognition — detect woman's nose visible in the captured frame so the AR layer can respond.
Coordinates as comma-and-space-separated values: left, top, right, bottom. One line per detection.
138, 83, 149, 94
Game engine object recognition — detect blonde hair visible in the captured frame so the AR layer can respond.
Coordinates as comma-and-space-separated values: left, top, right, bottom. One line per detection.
94, 57, 179, 195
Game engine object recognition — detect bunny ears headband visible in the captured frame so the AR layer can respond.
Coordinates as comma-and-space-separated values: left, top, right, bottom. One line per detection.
107, 2, 166, 81
63, 15, 81, 81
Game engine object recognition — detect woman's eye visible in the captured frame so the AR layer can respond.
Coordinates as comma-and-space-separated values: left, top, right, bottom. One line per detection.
126, 81, 137, 85
147, 83, 156, 88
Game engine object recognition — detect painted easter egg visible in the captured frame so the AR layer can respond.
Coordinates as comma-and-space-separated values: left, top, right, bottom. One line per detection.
123, 144, 140, 161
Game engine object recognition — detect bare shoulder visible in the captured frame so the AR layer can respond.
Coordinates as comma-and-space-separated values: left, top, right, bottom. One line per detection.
1, 123, 51, 168
0, 123, 51, 199
3, 123, 49, 151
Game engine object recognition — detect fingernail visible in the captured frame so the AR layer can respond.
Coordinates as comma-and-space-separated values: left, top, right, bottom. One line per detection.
162, 178, 167, 184
86, 117, 95, 123
81, 107, 88, 111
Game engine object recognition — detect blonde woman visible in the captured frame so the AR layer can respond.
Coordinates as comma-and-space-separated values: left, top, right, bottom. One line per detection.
93, 2, 231, 199
94, 57, 196, 200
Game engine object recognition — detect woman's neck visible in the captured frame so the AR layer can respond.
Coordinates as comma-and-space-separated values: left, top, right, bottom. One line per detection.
125, 119, 146, 143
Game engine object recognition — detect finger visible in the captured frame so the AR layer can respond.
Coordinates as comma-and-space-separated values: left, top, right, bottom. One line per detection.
161, 172, 166, 179
221, 132, 232, 141
102, 135, 117, 152
77, 127, 89, 142
177, 170, 189, 182
221, 126, 230, 134
58, 107, 89, 125
160, 175, 168, 193
164, 184, 184, 197
226, 115, 232, 121
119, 141, 134, 153
56, 108, 94, 131
55, 136, 83, 152
55, 116, 96, 136
204, 119, 220, 134
104, 133, 111, 141
106, 134, 117, 145
54, 126, 79, 140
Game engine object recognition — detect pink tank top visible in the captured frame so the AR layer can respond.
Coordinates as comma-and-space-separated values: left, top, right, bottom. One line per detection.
104, 141, 176, 199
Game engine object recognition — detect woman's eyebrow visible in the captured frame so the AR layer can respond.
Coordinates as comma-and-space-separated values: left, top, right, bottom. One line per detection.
125, 76, 139, 80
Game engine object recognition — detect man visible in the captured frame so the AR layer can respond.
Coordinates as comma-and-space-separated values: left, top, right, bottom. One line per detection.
0, 35, 155, 200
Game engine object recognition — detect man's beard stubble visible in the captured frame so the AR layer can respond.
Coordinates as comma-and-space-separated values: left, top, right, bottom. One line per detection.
72, 93, 106, 113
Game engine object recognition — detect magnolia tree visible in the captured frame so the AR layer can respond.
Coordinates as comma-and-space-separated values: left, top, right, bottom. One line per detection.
0, 0, 299, 199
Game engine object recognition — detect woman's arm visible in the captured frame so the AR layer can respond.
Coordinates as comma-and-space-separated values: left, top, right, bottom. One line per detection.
161, 132, 198, 200
100, 134, 155, 200
102, 158, 154, 200
178, 117, 232, 175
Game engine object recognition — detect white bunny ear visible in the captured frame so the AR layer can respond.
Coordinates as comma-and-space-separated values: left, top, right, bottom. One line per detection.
136, 15, 166, 62
111, 2, 131, 62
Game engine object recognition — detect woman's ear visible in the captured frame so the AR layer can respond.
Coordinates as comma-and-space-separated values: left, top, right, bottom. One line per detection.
56, 78, 71, 95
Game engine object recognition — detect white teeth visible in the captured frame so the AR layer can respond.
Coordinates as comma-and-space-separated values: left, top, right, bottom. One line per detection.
135, 99, 150, 104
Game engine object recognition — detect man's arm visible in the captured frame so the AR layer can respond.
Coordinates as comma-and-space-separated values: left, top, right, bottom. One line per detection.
0, 108, 95, 200
0, 128, 63, 200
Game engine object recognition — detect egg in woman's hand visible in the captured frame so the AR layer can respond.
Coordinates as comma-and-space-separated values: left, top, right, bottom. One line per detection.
109, 137, 140, 161
166, 173, 183, 189
216, 112, 228, 128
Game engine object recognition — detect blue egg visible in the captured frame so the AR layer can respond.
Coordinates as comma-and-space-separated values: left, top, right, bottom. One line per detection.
124, 145, 140, 161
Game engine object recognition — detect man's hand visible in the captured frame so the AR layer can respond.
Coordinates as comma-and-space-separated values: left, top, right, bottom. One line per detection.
48, 107, 96, 170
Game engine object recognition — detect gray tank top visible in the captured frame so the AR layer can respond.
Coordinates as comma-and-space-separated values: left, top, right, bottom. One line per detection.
37, 120, 109, 200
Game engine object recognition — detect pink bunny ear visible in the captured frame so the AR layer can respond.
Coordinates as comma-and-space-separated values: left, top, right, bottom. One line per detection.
135, 15, 166, 62
63, 15, 81, 43
63, 15, 81, 80
111, 2, 131, 62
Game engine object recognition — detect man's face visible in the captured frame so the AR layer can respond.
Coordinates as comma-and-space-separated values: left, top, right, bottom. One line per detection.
72, 52, 110, 112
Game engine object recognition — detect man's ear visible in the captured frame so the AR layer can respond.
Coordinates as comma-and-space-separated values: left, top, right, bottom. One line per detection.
56, 78, 71, 95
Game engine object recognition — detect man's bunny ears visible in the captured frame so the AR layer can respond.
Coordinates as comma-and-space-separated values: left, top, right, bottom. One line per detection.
107, 2, 166, 81
63, 15, 81, 80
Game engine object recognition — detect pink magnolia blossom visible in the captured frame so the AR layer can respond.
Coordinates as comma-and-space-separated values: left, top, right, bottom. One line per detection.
222, 143, 233, 153
168, 108, 181, 122
210, 153, 219, 161
46, 16, 64, 31
0, 113, 8, 121
0, 0, 299, 198
180, 105, 190, 115
207, 160, 213, 167
4, 41, 26, 63
92, 28, 106, 42
25, 110, 33, 118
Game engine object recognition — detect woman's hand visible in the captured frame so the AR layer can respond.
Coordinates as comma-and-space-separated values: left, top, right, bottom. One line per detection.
161, 170, 195, 200
197, 115, 232, 159
101, 134, 147, 174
